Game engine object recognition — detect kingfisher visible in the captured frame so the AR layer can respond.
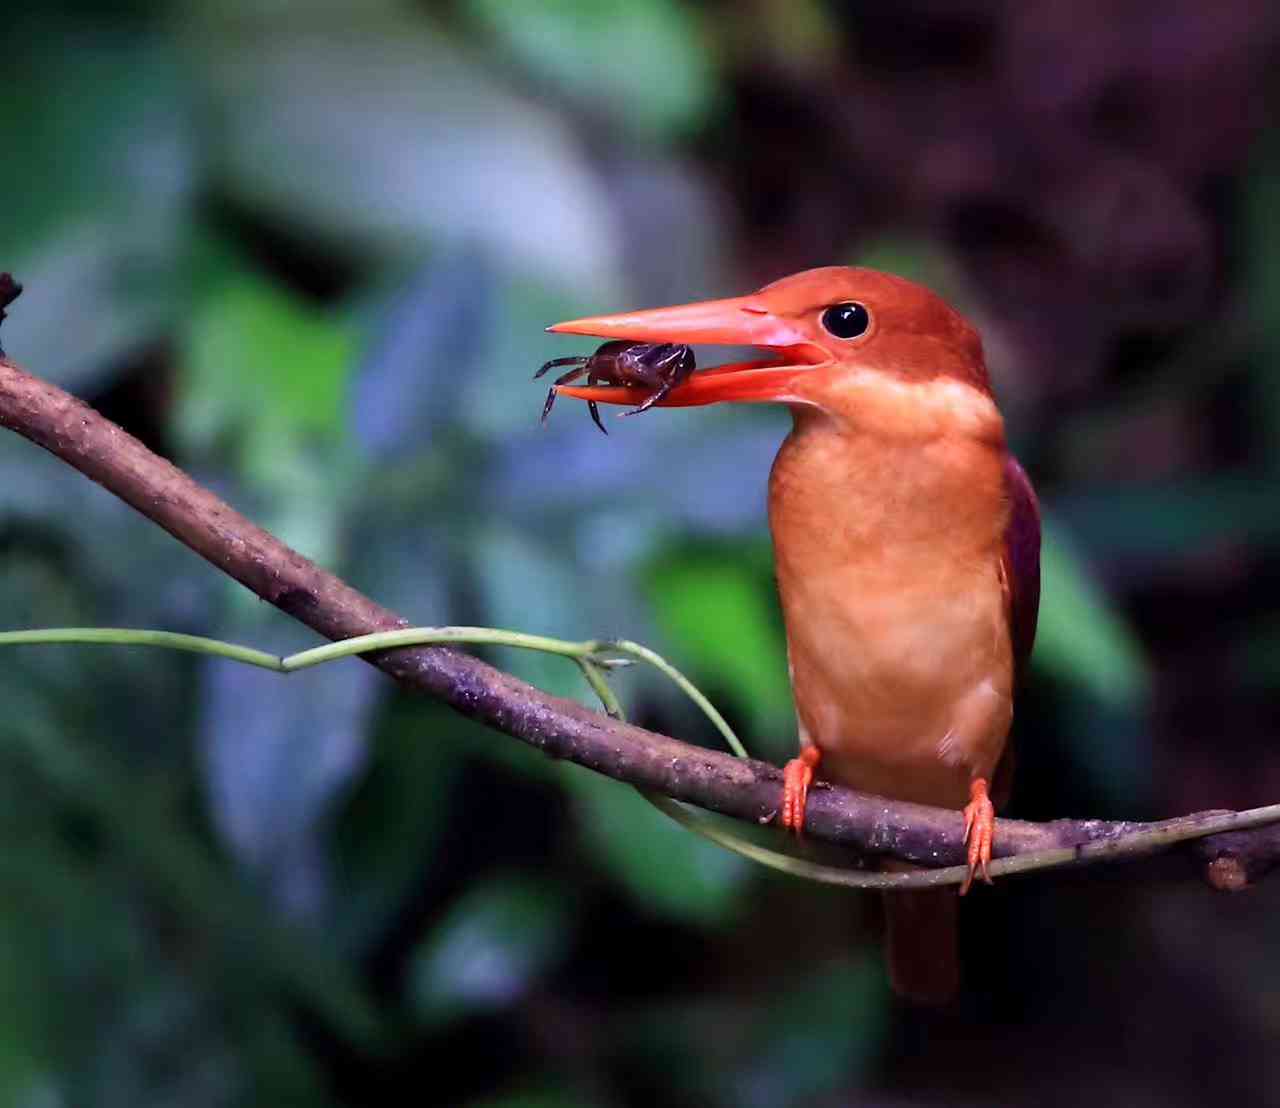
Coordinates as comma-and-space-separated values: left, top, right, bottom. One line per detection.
548, 267, 1041, 1003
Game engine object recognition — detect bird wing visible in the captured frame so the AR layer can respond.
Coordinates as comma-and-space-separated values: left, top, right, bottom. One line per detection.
1001, 454, 1042, 686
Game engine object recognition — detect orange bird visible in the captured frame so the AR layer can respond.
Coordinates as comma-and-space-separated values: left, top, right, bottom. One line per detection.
548, 267, 1041, 1003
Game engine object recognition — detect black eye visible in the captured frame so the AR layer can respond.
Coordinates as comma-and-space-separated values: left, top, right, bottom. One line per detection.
821, 302, 870, 339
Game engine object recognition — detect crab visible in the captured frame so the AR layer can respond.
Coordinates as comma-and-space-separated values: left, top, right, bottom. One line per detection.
535, 340, 696, 434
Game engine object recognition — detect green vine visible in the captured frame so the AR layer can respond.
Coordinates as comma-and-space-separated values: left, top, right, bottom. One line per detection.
1, 624, 895, 886
6, 625, 1275, 891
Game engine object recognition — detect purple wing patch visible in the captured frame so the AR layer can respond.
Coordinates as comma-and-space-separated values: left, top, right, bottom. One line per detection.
1003, 454, 1042, 685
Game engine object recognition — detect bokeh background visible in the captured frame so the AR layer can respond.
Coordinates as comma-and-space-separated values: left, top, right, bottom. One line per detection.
1, 1, 1278, 1104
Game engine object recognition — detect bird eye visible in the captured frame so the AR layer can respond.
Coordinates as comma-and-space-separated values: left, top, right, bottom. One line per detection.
820, 302, 870, 339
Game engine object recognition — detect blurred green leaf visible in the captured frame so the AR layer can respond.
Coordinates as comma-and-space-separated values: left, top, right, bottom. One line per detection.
198, 15, 622, 292
620, 955, 885, 1107
411, 873, 573, 1029
737, 956, 886, 1107
0, 715, 379, 1104
1057, 476, 1280, 561
242, 1009, 340, 1108
331, 699, 464, 953
0, 32, 196, 389
1035, 520, 1150, 707
728, 0, 839, 69
471, 527, 594, 699
0, 862, 72, 1107
351, 250, 498, 458
462, 0, 718, 142
197, 621, 379, 918
642, 542, 793, 743
179, 265, 354, 465
3, 721, 384, 1048
1051, 697, 1152, 811
852, 236, 959, 298
179, 0, 400, 15
567, 769, 745, 926
177, 249, 357, 565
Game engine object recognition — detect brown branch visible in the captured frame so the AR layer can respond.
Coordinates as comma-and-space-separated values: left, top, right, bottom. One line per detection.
0, 339, 1274, 888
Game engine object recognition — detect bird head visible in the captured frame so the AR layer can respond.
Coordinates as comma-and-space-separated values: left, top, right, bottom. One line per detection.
546, 266, 991, 415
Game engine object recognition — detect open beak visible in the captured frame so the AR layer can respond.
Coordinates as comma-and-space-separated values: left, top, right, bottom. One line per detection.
546, 293, 823, 408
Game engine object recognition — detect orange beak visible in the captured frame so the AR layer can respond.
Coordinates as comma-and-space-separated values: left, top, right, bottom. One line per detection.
546, 292, 824, 408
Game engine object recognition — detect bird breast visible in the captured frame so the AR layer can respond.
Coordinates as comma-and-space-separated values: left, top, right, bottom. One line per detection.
768, 374, 1013, 809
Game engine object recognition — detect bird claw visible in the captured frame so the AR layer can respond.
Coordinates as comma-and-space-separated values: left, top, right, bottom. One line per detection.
780, 746, 822, 833
960, 777, 995, 895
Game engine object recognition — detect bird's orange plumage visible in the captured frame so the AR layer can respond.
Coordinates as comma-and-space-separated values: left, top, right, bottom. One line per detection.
549, 267, 1041, 1004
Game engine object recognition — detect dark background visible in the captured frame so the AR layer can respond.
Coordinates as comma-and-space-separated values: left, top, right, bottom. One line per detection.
1, 1, 1278, 1105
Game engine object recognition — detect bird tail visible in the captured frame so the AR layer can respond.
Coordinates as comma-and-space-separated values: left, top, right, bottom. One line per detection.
881, 888, 960, 1004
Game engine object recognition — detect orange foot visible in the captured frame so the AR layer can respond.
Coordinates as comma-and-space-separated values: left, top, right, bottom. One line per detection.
781, 745, 822, 833
960, 776, 995, 895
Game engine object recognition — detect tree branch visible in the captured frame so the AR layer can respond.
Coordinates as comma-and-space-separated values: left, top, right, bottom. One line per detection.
0, 345, 1274, 889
